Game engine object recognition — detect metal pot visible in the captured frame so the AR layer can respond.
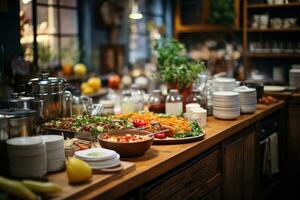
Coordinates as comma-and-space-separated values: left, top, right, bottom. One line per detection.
8, 93, 35, 110
0, 109, 36, 140
26, 73, 72, 123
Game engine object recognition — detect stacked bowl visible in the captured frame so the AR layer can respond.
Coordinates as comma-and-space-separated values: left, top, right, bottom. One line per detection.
213, 78, 238, 92
213, 91, 240, 119
75, 148, 120, 169
40, 135, 65, 172
289, 69, 300, 88
234, 86, 257, 114
6, 137, 47, 178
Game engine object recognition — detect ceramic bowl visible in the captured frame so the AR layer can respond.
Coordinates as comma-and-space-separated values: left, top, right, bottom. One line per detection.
98, 129, 154, 157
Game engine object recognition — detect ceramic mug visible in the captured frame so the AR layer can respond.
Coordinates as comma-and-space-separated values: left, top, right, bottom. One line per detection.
259, 14, 269, 29
270, 18, 282, 29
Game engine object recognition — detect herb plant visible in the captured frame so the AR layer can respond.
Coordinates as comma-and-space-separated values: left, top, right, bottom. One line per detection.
154, 39, 205, 91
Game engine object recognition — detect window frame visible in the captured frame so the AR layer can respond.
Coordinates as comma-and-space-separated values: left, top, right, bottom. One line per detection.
31, 0, 79, 68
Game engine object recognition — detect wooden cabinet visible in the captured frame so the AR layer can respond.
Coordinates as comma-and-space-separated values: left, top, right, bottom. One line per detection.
223, 126, 256, 200
141, 147, 222, 200
286, 95, 300, 186
174, 0, 240, 38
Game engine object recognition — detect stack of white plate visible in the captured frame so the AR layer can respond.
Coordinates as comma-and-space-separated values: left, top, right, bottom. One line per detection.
75, 148, 120, 169
6, 137, 47, 178
40, 135, 65, 172
289, 69, 300, 88
213, 91, 240, 119
213, 78, 238, 92
234, 86, 257, 113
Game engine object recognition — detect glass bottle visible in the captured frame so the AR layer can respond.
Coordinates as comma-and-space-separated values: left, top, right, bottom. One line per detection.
186, 89, 207, 110
165, 89, 182, 116
205, 80, 214, 116
130, 85, 144, 111
148, 90, 165, 113
121, 91, 135, 114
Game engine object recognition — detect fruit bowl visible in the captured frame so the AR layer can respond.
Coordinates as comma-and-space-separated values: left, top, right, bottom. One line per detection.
98, 129, 154, 157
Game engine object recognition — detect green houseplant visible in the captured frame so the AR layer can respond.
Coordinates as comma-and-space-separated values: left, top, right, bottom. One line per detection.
154, 39, 205, 92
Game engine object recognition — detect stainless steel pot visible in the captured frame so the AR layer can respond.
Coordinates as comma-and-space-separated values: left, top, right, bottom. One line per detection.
0, 109, 36, 140
8, 93, 35, 110
26, 73, 72, 123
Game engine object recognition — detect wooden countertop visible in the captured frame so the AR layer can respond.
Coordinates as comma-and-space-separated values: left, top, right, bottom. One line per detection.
48, 101, 284, 200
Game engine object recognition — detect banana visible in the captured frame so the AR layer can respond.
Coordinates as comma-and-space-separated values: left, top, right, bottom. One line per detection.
22, 180, 62, 193
0, 176, 37, 200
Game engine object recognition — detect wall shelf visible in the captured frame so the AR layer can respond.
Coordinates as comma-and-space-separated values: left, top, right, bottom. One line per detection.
247, 28, 300, 32
247, 2, 300, 9
247, 53, 300, 58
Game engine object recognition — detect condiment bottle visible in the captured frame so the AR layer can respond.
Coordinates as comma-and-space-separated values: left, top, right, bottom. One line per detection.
130, 85, 144, 111
121, 91, 135, 114
205, 80, 214, 116
186, 89, 207, 110
148, 90, 165, 113
165, 89, 182, 116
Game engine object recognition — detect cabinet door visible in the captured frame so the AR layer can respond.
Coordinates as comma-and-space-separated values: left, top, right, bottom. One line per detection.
201, 185, 221, 200
223, 136, 244, 200
243, 130, 256, 200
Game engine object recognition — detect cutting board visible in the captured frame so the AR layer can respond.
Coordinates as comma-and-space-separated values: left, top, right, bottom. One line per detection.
46, 161, 135, 200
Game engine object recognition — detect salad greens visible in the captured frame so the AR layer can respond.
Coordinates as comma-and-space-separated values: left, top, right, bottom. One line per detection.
173, 121, 203, 138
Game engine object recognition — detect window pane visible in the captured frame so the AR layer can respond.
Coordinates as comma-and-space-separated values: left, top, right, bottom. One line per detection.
20, 0, 34, 62
38, 36, 59, 70
129, 35, 147, 63
60, 37, 79, 65
60, 8, 77, 34
37, 0, 58, 5
37, 6, 58, 34
60, 0, 76, 7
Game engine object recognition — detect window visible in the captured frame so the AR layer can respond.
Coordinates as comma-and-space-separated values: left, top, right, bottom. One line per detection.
20, 0, 79, 71
129, 0, 165, 65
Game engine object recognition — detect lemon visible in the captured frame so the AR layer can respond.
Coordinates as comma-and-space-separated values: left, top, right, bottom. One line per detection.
81, 86, 94, 95
66, 157, 92, 184
80, 82, 89, 91
74, 63, 87, 76
87, 77, 101, 91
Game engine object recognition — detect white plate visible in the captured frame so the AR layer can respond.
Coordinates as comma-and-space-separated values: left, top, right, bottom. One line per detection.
75, 148, 117, 161
7, 145, 46, 157
234, 86, 256, 93
213, 111, 240, 120
264, 85, 285, 92
213, 91, 239, 97
7, 137, 43, 147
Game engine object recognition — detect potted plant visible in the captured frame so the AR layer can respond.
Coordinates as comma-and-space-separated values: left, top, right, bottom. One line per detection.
154, 39, 205, 108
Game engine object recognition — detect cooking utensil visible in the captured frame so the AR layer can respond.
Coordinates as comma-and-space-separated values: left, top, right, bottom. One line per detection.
0, 109, 36, 140
26, 73, 72, 123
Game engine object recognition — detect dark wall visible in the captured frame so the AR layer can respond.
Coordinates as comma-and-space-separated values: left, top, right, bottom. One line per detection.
0, 0, 20, 59
0, 0, 20, 97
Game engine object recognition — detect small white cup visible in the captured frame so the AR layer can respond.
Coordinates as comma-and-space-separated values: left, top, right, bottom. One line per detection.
186, 103, 201, 116
190, 107, 207, 128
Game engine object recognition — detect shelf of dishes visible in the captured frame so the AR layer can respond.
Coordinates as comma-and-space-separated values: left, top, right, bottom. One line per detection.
248, 40, 300, 54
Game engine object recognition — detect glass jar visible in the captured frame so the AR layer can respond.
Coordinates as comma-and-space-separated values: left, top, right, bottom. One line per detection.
205, 80, 214, 116
165, 89, 182, 116
130, 85, 144, 111
148, 90, 165, 113
186, 89, 207, 109
121, 91, 135, 114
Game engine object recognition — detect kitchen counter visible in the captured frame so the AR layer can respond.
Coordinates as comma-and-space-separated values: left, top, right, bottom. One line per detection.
48, 101, 284, 200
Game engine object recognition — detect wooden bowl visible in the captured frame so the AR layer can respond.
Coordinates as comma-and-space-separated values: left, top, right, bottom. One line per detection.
98, 129, 154, 157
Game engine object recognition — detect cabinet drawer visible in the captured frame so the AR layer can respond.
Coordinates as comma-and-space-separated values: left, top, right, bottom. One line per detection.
142, 148, 221, 200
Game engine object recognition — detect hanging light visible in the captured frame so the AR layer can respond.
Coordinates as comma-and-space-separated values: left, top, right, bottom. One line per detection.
129, 0, 143, 20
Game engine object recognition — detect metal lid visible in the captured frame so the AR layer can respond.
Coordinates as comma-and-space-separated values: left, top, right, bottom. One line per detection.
0, 108, 36, 118
27, 73, 66, 94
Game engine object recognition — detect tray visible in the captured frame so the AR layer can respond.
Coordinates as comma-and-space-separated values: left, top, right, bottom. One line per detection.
41, 127, 96, 141
153, 131, 206, 145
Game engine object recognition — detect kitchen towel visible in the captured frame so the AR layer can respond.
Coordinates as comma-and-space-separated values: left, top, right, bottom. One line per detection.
269, 132, 279, 175
262, 138, 270, 175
